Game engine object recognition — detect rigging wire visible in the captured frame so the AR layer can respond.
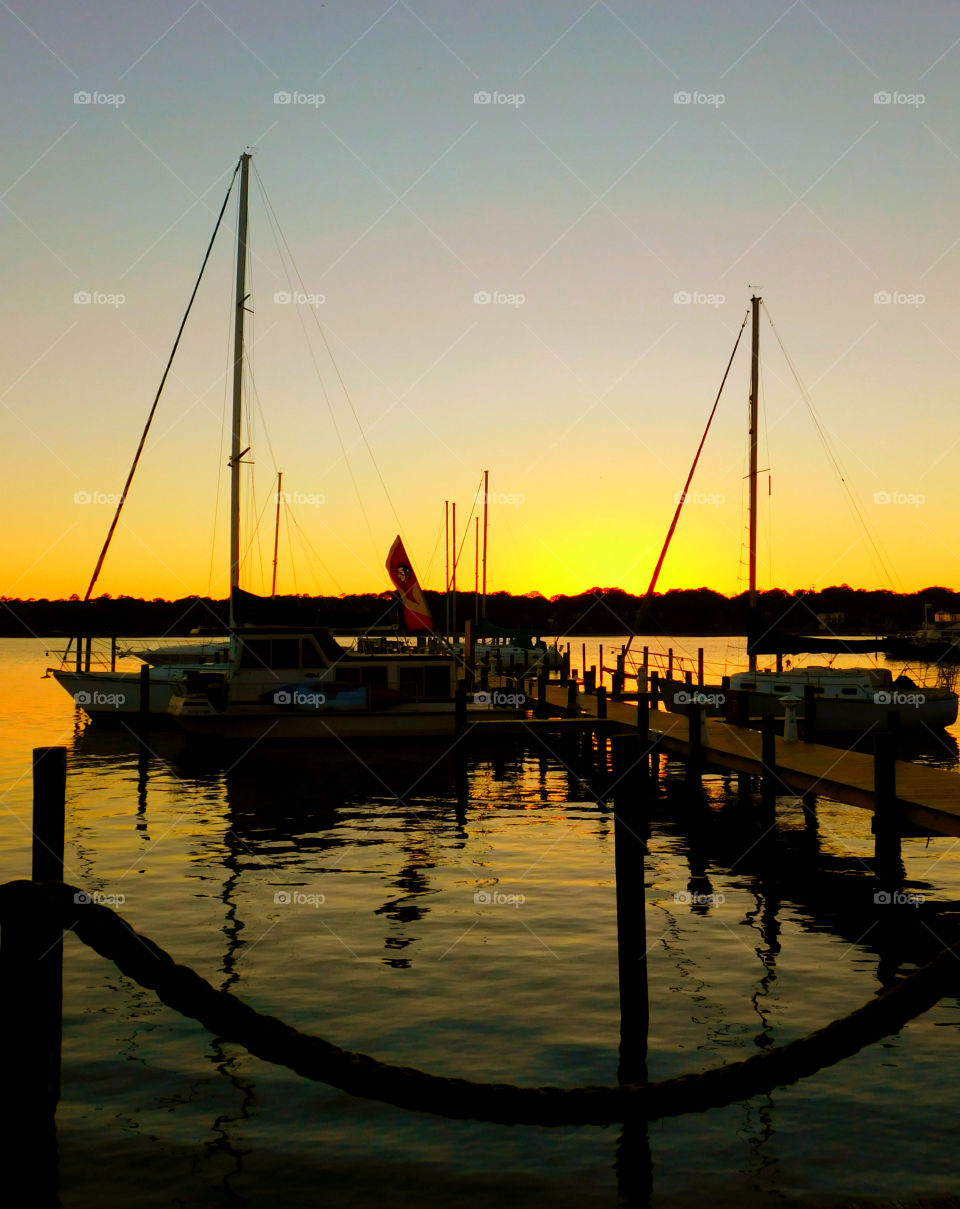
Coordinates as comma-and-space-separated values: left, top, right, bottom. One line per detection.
625, 310, 750, 656
763, 304, 902, 594
452, 473, 486, 584
251, 165, 392, 562
206, 224, 237, 599
80, 160, 241, 611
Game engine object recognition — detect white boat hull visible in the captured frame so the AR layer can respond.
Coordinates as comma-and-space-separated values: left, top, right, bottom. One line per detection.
50, 669, 181, 718
658, 676, 958, 731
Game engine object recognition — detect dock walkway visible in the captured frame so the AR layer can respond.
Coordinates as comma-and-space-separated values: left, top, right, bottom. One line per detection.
518, 678, 960, 839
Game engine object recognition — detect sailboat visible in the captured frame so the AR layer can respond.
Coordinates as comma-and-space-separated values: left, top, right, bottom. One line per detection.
166, 153, 462, 740
656, 295, 959, 732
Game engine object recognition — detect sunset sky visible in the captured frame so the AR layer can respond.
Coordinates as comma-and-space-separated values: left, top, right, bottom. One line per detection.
4, 2, 960, 603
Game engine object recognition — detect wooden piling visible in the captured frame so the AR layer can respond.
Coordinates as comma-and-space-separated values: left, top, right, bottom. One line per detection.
0, 747, 67, 1170
635, 691, 652, 777
887, 710, 901, 759
567, 679, 578, 715
596, 686, 607, 719
138, 663, 150, 733
761, 714, 777, 817
687, 703, 702, 782
612, 730, 650, 1076
455, 687, 467, 734
873, 732, 901, 875
697, 647, 704, 687
667, 647, 673, 680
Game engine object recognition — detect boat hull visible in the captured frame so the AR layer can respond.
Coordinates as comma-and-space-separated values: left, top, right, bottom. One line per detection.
49, 669, 181, 719
168, 697, 458, 740
658, 677, 958, 731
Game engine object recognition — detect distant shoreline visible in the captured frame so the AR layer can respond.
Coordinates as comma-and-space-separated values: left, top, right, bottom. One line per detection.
1, 584, 950, 639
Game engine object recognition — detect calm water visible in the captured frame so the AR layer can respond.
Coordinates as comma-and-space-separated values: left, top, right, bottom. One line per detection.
5, 635, 960, 1207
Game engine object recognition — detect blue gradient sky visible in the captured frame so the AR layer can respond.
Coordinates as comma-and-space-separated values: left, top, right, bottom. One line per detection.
4, 1, 960, 602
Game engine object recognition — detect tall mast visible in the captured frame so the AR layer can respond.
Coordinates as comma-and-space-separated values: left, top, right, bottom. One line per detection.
271, 470, 282, 597
481, 468, 489, 621
444, 500, 450, 636
452, 501, 457, 636
748, 293, 761, 673
229, 152, 251, 628
474, 515, 479, 625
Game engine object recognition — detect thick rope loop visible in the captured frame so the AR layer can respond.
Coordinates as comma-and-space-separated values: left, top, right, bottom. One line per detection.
2, 880, 955, 1127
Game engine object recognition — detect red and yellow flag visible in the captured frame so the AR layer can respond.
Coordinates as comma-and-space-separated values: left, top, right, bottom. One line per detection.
385, 536, 434, 632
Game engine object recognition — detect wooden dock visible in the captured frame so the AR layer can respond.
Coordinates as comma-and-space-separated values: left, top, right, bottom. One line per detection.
473, 675, 960, 841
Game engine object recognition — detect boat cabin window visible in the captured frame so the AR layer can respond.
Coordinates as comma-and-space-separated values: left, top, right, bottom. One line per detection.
424, 666, 452, 697
774, 684, 789, 692
740, 682, 755, 691
239, 639, 271, 669
239, 637, 324, 671
300, 640, 326, 669
267, 639, 298, 669
841, 687, 858, 695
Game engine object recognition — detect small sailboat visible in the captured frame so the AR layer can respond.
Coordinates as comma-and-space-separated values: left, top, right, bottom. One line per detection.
50, 153, 465, 736
654, 295, 958, 732
166, 154, 463, 741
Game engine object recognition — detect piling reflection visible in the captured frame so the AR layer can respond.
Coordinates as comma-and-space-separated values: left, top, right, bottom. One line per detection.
45, 717, 960, 1207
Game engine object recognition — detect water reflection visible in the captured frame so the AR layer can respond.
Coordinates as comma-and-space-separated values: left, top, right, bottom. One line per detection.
50, 714, 960, 1207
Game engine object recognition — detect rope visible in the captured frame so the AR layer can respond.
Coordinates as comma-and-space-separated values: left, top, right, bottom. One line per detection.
4, 879, 956, 1128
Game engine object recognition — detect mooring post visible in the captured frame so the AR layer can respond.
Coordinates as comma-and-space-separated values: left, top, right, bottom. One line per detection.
611, 733, 650, 1081
537, 666, 548, 719
687, 702, 702, 783
697, 647, 704, 687
110, 636, 117, 672
32, 745, 66, 1108
585, 666, 597, 694
761, 713, 777, 818
736, 687, 750, 729
567, 678, 578, 715
84, 635, 92, 672
74, 637, 81, 674
0, 747, 67, 1169
667, 647, 673, 680
649, 670, 660, 711
803, 684, 817, 744
887, 710, 901, 759
612, 669, 623, 701
139, 663, 150, 731
596, 686, 607, 719
684, 669, 693, 692
873, 731, 901, 877
561, 648, 570, 686
455, 687, 467, 735
636, 690, 652, 777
